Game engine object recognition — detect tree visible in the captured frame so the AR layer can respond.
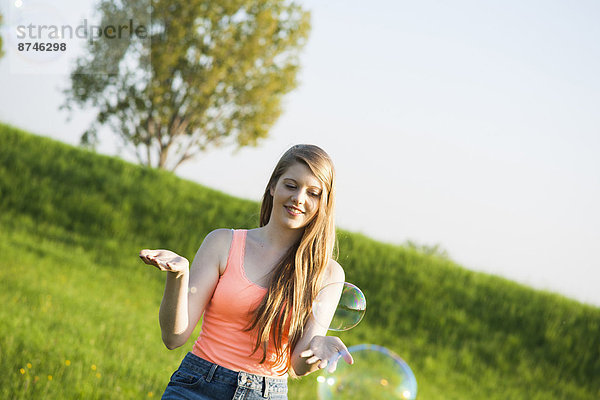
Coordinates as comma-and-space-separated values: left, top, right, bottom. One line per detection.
62, 0, 310, 171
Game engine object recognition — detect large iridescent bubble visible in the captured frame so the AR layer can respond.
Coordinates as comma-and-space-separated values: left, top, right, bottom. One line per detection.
317, 344, 417, 400
312, 282, 366, 331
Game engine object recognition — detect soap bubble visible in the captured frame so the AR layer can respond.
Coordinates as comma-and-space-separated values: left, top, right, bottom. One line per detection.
317, 344, 417, 400
312, 282, 366, 331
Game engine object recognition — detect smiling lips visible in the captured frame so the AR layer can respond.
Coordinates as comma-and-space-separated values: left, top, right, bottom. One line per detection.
285, 205, 304, 216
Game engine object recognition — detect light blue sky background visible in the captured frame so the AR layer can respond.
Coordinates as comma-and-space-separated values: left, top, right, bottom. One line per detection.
1, 0, 599, 305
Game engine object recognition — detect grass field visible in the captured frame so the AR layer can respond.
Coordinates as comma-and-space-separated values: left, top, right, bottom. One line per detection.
1, 122, 599, 399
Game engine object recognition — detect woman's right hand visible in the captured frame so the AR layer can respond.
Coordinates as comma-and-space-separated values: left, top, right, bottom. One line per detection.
139, 249, 189, 273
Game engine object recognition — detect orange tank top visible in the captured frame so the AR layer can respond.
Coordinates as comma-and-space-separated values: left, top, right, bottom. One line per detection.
192, 229, 289, 377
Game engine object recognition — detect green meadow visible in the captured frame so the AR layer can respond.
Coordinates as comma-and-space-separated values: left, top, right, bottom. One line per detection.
1, 122, 599, 399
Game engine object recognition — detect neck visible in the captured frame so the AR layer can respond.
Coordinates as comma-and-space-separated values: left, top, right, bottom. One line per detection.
259, 222, 304, 251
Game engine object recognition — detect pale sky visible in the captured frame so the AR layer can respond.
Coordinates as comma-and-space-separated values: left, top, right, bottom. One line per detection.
1, 0, 599, 306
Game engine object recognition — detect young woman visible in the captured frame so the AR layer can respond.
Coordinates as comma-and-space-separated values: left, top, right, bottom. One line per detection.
139, 144, 353, 399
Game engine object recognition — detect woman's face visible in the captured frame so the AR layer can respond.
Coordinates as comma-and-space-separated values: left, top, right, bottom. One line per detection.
270, 162, 323, 230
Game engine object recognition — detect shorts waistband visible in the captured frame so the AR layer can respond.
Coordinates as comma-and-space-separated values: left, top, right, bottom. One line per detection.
180, 352, 288, 397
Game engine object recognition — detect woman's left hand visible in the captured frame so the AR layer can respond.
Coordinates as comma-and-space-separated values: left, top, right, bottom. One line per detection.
300, 335, 354, 373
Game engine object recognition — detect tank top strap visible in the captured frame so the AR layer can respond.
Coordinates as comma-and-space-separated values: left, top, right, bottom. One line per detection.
224, 229, 247, 277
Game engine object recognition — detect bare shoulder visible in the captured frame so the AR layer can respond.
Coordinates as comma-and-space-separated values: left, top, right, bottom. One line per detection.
195, 228, 234, 274
203, 228, 234, 246
322, 258, 346, 287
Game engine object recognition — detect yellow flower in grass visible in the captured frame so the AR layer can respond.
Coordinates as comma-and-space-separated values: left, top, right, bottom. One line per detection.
65, 360, 71, 366
148, 392, 154, 397
91, 364, 97, 371
48, 375, 53, 381
19, 368, 25, 375
27, 363, 32, 369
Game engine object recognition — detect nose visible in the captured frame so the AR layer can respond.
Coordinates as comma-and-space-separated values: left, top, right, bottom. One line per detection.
291, 190, 306, 205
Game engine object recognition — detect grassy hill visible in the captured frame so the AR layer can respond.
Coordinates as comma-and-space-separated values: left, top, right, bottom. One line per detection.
1, 122, 599, 399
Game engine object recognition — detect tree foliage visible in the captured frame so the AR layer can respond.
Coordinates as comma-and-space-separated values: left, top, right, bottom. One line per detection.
62, 0, 310, 171
404, 239, 449, 258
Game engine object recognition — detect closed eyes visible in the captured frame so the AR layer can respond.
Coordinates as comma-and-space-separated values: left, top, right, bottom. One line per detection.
284, 183, 321, 197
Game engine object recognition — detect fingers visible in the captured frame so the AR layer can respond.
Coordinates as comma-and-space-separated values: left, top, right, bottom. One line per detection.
139, 254, 155, 266
139, 250, 171, 271
303, 351, 337, 371
300, 349, 313, 358
140, 249, 161, 258
139, 250, 149, 262
139, 250, 156, 264
157, 260, 170, 270
306, 355, 320, 365
344, 353, 354, 365
327, 358, 338, 373
341, 348, 354, 365
328, 337, 353, 365
301, 336, 354, 372
325, 350, 352, 373
306, 356, 328, 368
302, 349, 326, 368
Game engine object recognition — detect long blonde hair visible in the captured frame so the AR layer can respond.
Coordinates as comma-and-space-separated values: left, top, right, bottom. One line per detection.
247, 144, 337, 372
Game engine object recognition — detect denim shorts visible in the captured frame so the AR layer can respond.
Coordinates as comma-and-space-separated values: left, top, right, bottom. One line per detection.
162, 352, 288, 400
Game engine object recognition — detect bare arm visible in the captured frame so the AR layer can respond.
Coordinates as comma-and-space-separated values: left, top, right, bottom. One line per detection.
290, 259, 354, 376
140, 229, 231, 349
159, 266, 191, 348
